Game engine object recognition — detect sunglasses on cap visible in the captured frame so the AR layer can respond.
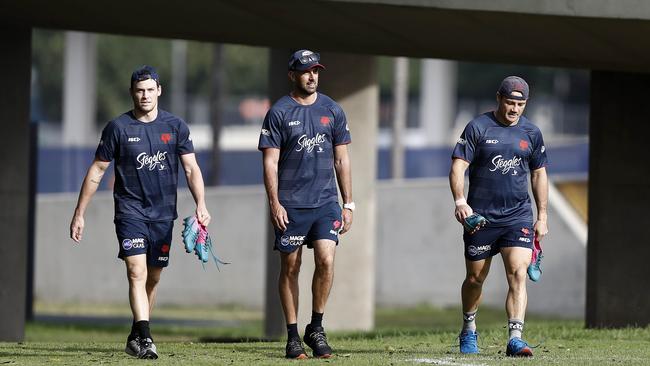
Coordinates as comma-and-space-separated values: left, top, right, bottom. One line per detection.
297, 53, 320, 65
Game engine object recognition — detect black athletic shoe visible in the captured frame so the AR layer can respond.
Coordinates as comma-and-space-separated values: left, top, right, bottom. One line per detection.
303, 324, 332, 358
285, 338, 308, 359
125, 335, 141, 357
138, 338, 159, 359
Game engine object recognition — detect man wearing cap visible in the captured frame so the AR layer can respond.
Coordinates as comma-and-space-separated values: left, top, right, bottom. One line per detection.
69, 66, 210, 359
258, 50, 353, 359
449, 76, 548, 357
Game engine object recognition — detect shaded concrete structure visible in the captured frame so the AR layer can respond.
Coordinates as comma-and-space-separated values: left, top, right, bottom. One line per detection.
587, 71, 650, 328
0, 26, 31, 341
2, 0, 650, 340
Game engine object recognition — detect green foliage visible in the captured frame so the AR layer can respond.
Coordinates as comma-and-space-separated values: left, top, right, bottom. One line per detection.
377, 56, 422, 96
31, 31, 270, 127
31, 29, 64, 122
223, 45, 269, 96
96, 34, 172, 123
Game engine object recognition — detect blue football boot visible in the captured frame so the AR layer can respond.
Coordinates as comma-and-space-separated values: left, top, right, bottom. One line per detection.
463, 213, 487, 233
182, 216, 199, 253
506, 337, 533, 357
459, 330, 479, 354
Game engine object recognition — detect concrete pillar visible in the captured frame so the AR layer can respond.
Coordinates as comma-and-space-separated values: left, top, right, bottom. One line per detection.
264, 48, 292, 339
392, 57, 409, 179
0, 25, 31, 341
302, 52, 378, 331
62, 31, 97, 146
419, 59, 456, 146
170, 40, 188, 120
586, 71, 650, 328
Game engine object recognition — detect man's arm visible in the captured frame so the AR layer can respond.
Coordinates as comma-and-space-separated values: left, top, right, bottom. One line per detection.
449, 158, 473, 224
262, 148, 289, 231
531, 166, 549, 240
334, 144, 353, 234
180, 153, 211, 226
70, 158, 111, 242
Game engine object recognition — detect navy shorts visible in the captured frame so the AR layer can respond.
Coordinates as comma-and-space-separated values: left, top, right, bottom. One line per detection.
274, 201, 343, 253
115, 218, 174, 267
463, 222, 534, 261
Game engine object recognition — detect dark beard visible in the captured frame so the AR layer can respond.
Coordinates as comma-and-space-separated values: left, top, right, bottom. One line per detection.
294, 82, 317, 98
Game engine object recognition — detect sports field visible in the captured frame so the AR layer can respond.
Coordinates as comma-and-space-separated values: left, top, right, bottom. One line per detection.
1, 304, 648, 365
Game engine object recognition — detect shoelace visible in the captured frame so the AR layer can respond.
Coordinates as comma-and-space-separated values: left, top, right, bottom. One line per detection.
141, 338, 153, 347
287, 339, 304, 352
454, 332, 478, 351
309, 331, 329, 347
183, 215, 230, 270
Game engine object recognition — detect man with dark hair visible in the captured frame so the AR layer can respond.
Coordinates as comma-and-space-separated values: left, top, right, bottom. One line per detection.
449, 76, 549, 357
259, 50, 354, 359
70, 65, 211, 359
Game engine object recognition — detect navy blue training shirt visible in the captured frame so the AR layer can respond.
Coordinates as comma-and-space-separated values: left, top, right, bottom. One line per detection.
258, 93, 351, 208
95, 109, 194, 222
452, 112, 548, 226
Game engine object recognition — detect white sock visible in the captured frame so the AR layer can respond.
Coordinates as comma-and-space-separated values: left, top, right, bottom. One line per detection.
508, 319, 524, 339
462, 310, 477, 332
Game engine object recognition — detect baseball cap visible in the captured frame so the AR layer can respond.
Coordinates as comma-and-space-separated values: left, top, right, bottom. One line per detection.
288, 50, 325, 71
498, 76, 529, 100
131, 65, 160, 86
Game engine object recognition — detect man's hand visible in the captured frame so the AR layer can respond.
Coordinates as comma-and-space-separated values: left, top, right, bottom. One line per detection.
455, 204, 486, 235
70, 214, 85, 243
270, 202, 289, 231
196, 205, 211, 226
454, 204, 474, 224
340, 208, 353, 235
534, 219, 548, 241
463, 213, 488, 234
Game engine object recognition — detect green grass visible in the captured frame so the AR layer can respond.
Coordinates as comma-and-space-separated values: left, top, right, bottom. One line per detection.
1, 304, 649, 365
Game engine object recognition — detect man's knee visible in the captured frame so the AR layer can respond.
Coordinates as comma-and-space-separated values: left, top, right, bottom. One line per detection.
314, 254, 334, 273
506, 267, 528, 285
281, 255, 302, 279
127, 264, 147, 283
146, 272, 161, 288
464, 272, 486, 288
313, 240, 336, 272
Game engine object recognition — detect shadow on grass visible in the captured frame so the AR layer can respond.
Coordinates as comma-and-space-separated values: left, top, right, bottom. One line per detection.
0, 343, 118, 357
199, 336, 274, 343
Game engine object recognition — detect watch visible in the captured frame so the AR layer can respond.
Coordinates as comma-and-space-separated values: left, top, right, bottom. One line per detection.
343, 202, 355, 211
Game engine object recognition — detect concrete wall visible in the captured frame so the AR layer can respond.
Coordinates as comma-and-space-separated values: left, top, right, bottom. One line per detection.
36, 186, 267, 306
36, 179, 585, 316
375, 179, 586, 317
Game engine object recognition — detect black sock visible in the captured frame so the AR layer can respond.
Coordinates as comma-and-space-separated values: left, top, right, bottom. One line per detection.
135, 320, 152, 341
287, 323, 299, 340
128, 320, 138, 340
310, 311, 324, 328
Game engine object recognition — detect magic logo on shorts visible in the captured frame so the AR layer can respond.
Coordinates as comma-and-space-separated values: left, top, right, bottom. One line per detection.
467, 244, 491, 256
280, 235, 305, 247
122, 238, 145, 250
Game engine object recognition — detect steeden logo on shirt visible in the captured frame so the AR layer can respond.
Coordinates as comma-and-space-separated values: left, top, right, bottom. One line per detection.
489, 154, 522, 175
296, 133, 326, 153
136, 150, 168, 171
